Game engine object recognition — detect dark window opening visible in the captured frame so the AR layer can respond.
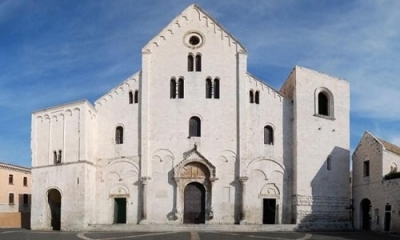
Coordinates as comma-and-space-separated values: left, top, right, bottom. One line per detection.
8, 174, 13, 185
170, 79, 177, 99
264, 126, 274, 145
23, 177, 28, 187
116, 126, 124, 144
9, 193, 14, 204
205, 78, 212, 99
54, 151, 58, 164
249, 90, 254, 103
214, 78, 220, 99
189, 117, 201, 137
188, 55, 194, 72
23, 194, 29, 205
189, 36, 200, 46
178, 78, 184, 99
318, 92, 329, 116
134, 90, 138, 104
364, 161, 370, 177
129, 91, 133, 104
255, 91, 260, 104
195, 54, 201, 72
58, 150, 62, 163
327, 156, 331, 171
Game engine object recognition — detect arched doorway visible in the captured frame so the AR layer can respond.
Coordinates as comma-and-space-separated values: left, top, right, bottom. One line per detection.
48, 189, 61, 230
360, 198, 371, 230
184, 182, 205, 224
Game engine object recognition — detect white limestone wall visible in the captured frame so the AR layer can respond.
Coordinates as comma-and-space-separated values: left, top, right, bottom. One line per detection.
291, 66, 350, 227
382, 151, 400, 177
142, 7, 242, 223
30, 162, 96, 230
32, 100, 96, 167
94, 73, 140, 160
244, 75, 293, 224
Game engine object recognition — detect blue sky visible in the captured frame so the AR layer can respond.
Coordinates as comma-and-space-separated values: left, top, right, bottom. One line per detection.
1, 0, 400, 167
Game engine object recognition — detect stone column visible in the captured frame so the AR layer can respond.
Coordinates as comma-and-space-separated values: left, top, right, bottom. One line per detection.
239, 176, 248, 224
174, 177, 181, 221
140, 176, 151, 223
208, 177, 219, 220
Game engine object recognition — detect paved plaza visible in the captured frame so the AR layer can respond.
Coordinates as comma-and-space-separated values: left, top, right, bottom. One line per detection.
0, 229, 399, 240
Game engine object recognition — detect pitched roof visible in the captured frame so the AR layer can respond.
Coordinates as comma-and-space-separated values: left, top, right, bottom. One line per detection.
378, 138, 400, 156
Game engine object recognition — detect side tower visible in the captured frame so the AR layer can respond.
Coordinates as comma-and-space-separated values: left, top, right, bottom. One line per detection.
282, 66, 350, 229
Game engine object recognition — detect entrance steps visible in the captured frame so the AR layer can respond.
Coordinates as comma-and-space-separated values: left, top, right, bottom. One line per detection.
86, 224, 298, 232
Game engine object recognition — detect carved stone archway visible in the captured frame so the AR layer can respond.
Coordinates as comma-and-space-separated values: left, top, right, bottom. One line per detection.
173, 146, 218, 223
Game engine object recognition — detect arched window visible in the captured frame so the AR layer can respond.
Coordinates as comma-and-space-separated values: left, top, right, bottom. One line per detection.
205, 78, 212, 99
189, 117, 201, 137
115, 126, 124, 144
53, 151, 57, 164
178, 78, 184, 99
129, 91, 133, 104
195, 54, 201, 72
58, 150, 62, 163
264, 126, 274, 145
134, 90, 139, 104
318, 92, 329, 116
249, 90, 254, 103
188, 54, 194, 72
255, 91, 260, 104
170, 78, 176, 99
214, 78, 220, 99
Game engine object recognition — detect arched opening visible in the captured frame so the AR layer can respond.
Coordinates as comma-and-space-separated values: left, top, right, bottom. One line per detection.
318, 92, 329, 116
360, 198, 371, 230
170, 78, 176, 99
188, 54, 194, 72
264, 125, 274, 145
178, 78, 184, 99
129, 91, 133, 104
195, 54, 201, 72
189, 117, 201, 137
115, 126, 124, 144
134, 90, 139, 104
214, 78, 220, 99
249, 90, 254, 103
205, 78, 212, 99
48, 189, 61, 230
255, 91, 260, 104
184, 182, 206, 224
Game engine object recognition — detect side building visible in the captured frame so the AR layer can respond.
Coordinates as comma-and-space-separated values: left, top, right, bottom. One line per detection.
30, 4, 351, 230
352, 131, 400, 232
0, 162, 31, 228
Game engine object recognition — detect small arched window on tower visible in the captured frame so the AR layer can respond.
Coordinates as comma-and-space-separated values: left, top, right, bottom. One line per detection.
134, 90, 139, 104
129, 91, 133, 104
189, 117, 201, 137
214, 78, 220, 99
249, 90, 254, 103
53, 151, 57, 164
170, 78, 177, 99
255, 91, 260, 104
195, 54, 202, 72
115, 126, 124, 144
188, 54, 194, 72
264, 125, 274, 145
58, 150, 62, 163
318, 92, 329, 116
178, 78, 184, 99
205, 78, 212, 99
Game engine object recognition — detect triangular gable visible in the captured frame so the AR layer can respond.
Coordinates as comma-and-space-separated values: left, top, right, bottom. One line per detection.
142, 4, 246, 54
352, 131, 382, 158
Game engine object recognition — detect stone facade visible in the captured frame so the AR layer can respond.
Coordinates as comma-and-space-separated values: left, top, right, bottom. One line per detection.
30, 4, 351, 230
0, 162, 31, 228
352, 131, 400, 232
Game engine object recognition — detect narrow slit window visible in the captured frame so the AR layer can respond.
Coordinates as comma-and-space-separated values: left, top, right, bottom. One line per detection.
264, 126, 274, 145
214, 78, 220, 99
129, 91, 133, 104
195, 54, 201, 72
189, 117, 201, 137
170, 78, 177, 99
255, 91, 260, 104
318, 92, 329, 116
249, 90, 254, 103
116, 126, 124, 144
53, 151, 57, 164
58, 150, 62, 163
188, 54, 194, 72
206, 78, 212, 99
9, 193, 14, 204
363, 161, 370, 177
8, 174, 13, 185
134, 90, 139, 104
178, 78, 184, 99
327, 156, 331, 171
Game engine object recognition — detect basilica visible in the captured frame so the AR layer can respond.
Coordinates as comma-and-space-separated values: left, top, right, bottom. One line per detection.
30, 4, 351, 230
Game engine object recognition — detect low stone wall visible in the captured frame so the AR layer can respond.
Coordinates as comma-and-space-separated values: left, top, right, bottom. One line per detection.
0, 212, 30, 228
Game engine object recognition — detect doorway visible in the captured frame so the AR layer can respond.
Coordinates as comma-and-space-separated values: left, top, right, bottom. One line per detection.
183, 182, 205, 224
360, 198, 371, 230
384, 204, 391, 232
114, 198, 127, 224
263, 198, 276, 224
48, 189, 61, 230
